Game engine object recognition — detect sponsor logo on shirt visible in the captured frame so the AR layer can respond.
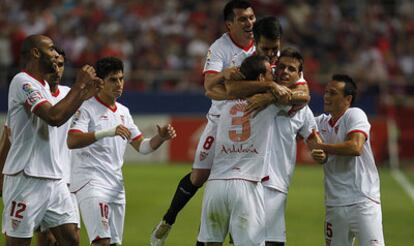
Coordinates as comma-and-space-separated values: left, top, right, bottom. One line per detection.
23, 83, 45, 106
120, 115, 125, 124
100, 115, 108, 120
22, 83, 34, 94
220, 144, 258, 154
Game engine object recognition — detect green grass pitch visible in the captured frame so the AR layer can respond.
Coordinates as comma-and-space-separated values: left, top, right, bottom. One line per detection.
1, 164, 413, 245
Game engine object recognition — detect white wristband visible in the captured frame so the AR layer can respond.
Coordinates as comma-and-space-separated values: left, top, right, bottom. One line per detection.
138, 138, 153, 154
94, 127, 116, 140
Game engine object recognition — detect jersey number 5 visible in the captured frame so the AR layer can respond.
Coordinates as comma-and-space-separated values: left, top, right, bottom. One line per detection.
229, 103, 251, 142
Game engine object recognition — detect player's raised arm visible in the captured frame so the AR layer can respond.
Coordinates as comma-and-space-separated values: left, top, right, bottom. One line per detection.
34, 65, 103, 126
130, 124, 176, 154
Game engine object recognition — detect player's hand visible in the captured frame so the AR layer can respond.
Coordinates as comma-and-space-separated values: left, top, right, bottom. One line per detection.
223, 67, 244, 81
157, 124, 177, 141
74, 65, 101, 99
115, 124, 131, 140
311, 149, 327, 164
245, 93, 274, 117
307, 129, 323, 150
270, 83, 292, 105
81, 77, 104, 100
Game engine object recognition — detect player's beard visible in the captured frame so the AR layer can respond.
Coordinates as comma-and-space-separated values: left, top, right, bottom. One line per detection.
39, 50, 56, 74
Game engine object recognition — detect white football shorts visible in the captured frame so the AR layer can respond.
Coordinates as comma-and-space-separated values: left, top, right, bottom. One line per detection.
325, 199, 385, 246
198, 179, 265, 246
76, 183, 125, 245
2, 173, 78, 238
192, 114, 219, 169
40, 190, 81, 231
264, 186, 287, 243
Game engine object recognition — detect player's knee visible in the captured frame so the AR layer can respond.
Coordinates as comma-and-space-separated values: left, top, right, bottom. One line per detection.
190, 169, 210, 186
65, 234, 79, 246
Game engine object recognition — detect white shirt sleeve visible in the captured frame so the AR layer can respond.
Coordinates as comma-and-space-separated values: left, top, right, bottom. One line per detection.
346, 108, 370, 139
19, 81, 48, 112
299, 107, 318, 142
126, 111, 142, 142
203, 43, 225, 74
69, 106, 91, 133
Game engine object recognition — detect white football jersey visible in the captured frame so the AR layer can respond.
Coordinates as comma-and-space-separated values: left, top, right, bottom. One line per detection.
315, 108, 381, 206
209, 100, 279, 182
4, 71, 62, 179
69, 97, 142, 193
263, 105, 317, 193
52, 85, 72, 184
203, 33, 256, 115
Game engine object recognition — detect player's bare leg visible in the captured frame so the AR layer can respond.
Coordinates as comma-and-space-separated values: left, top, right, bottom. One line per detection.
91, 238, 110, 246
5, 236, 31, 246
49, 223, 79, 246
37, 230, 57, 246
151, 169, 210, 246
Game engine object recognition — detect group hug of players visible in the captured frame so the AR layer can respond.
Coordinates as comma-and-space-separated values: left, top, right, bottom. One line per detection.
0, 1, 384, 246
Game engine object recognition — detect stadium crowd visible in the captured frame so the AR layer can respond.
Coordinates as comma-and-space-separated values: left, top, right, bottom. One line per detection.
0, 0, 413, 97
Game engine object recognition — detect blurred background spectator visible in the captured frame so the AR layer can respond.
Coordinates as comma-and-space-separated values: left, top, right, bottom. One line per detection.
0, 0, 413, 104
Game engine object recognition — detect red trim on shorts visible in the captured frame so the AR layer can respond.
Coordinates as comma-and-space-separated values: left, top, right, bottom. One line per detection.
68, 129, 84, 134
22, 70, 46, 86
95, 96, 117, 112
347, 130, 368, 140
131, 134, 143, 142
31, 100, 48, 112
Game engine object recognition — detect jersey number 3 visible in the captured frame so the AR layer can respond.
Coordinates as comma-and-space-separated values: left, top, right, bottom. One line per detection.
229, 103, 251, 142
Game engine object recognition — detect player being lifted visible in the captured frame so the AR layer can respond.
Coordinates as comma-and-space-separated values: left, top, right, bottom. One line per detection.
198, 54, 287, 246
311, 74, 385, 246
2, 34, 101, 246
67, 57, 176, 246
151, 1, 258, 245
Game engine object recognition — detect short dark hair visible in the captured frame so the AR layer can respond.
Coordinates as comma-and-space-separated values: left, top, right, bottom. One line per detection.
55, 46, 66, 58
240, 55, 269, 81
223, 0, 252, 22
253, 16, 283, 41
332, 74, 357, 105
279, 47, 304, 72
96, 57, 124, 80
